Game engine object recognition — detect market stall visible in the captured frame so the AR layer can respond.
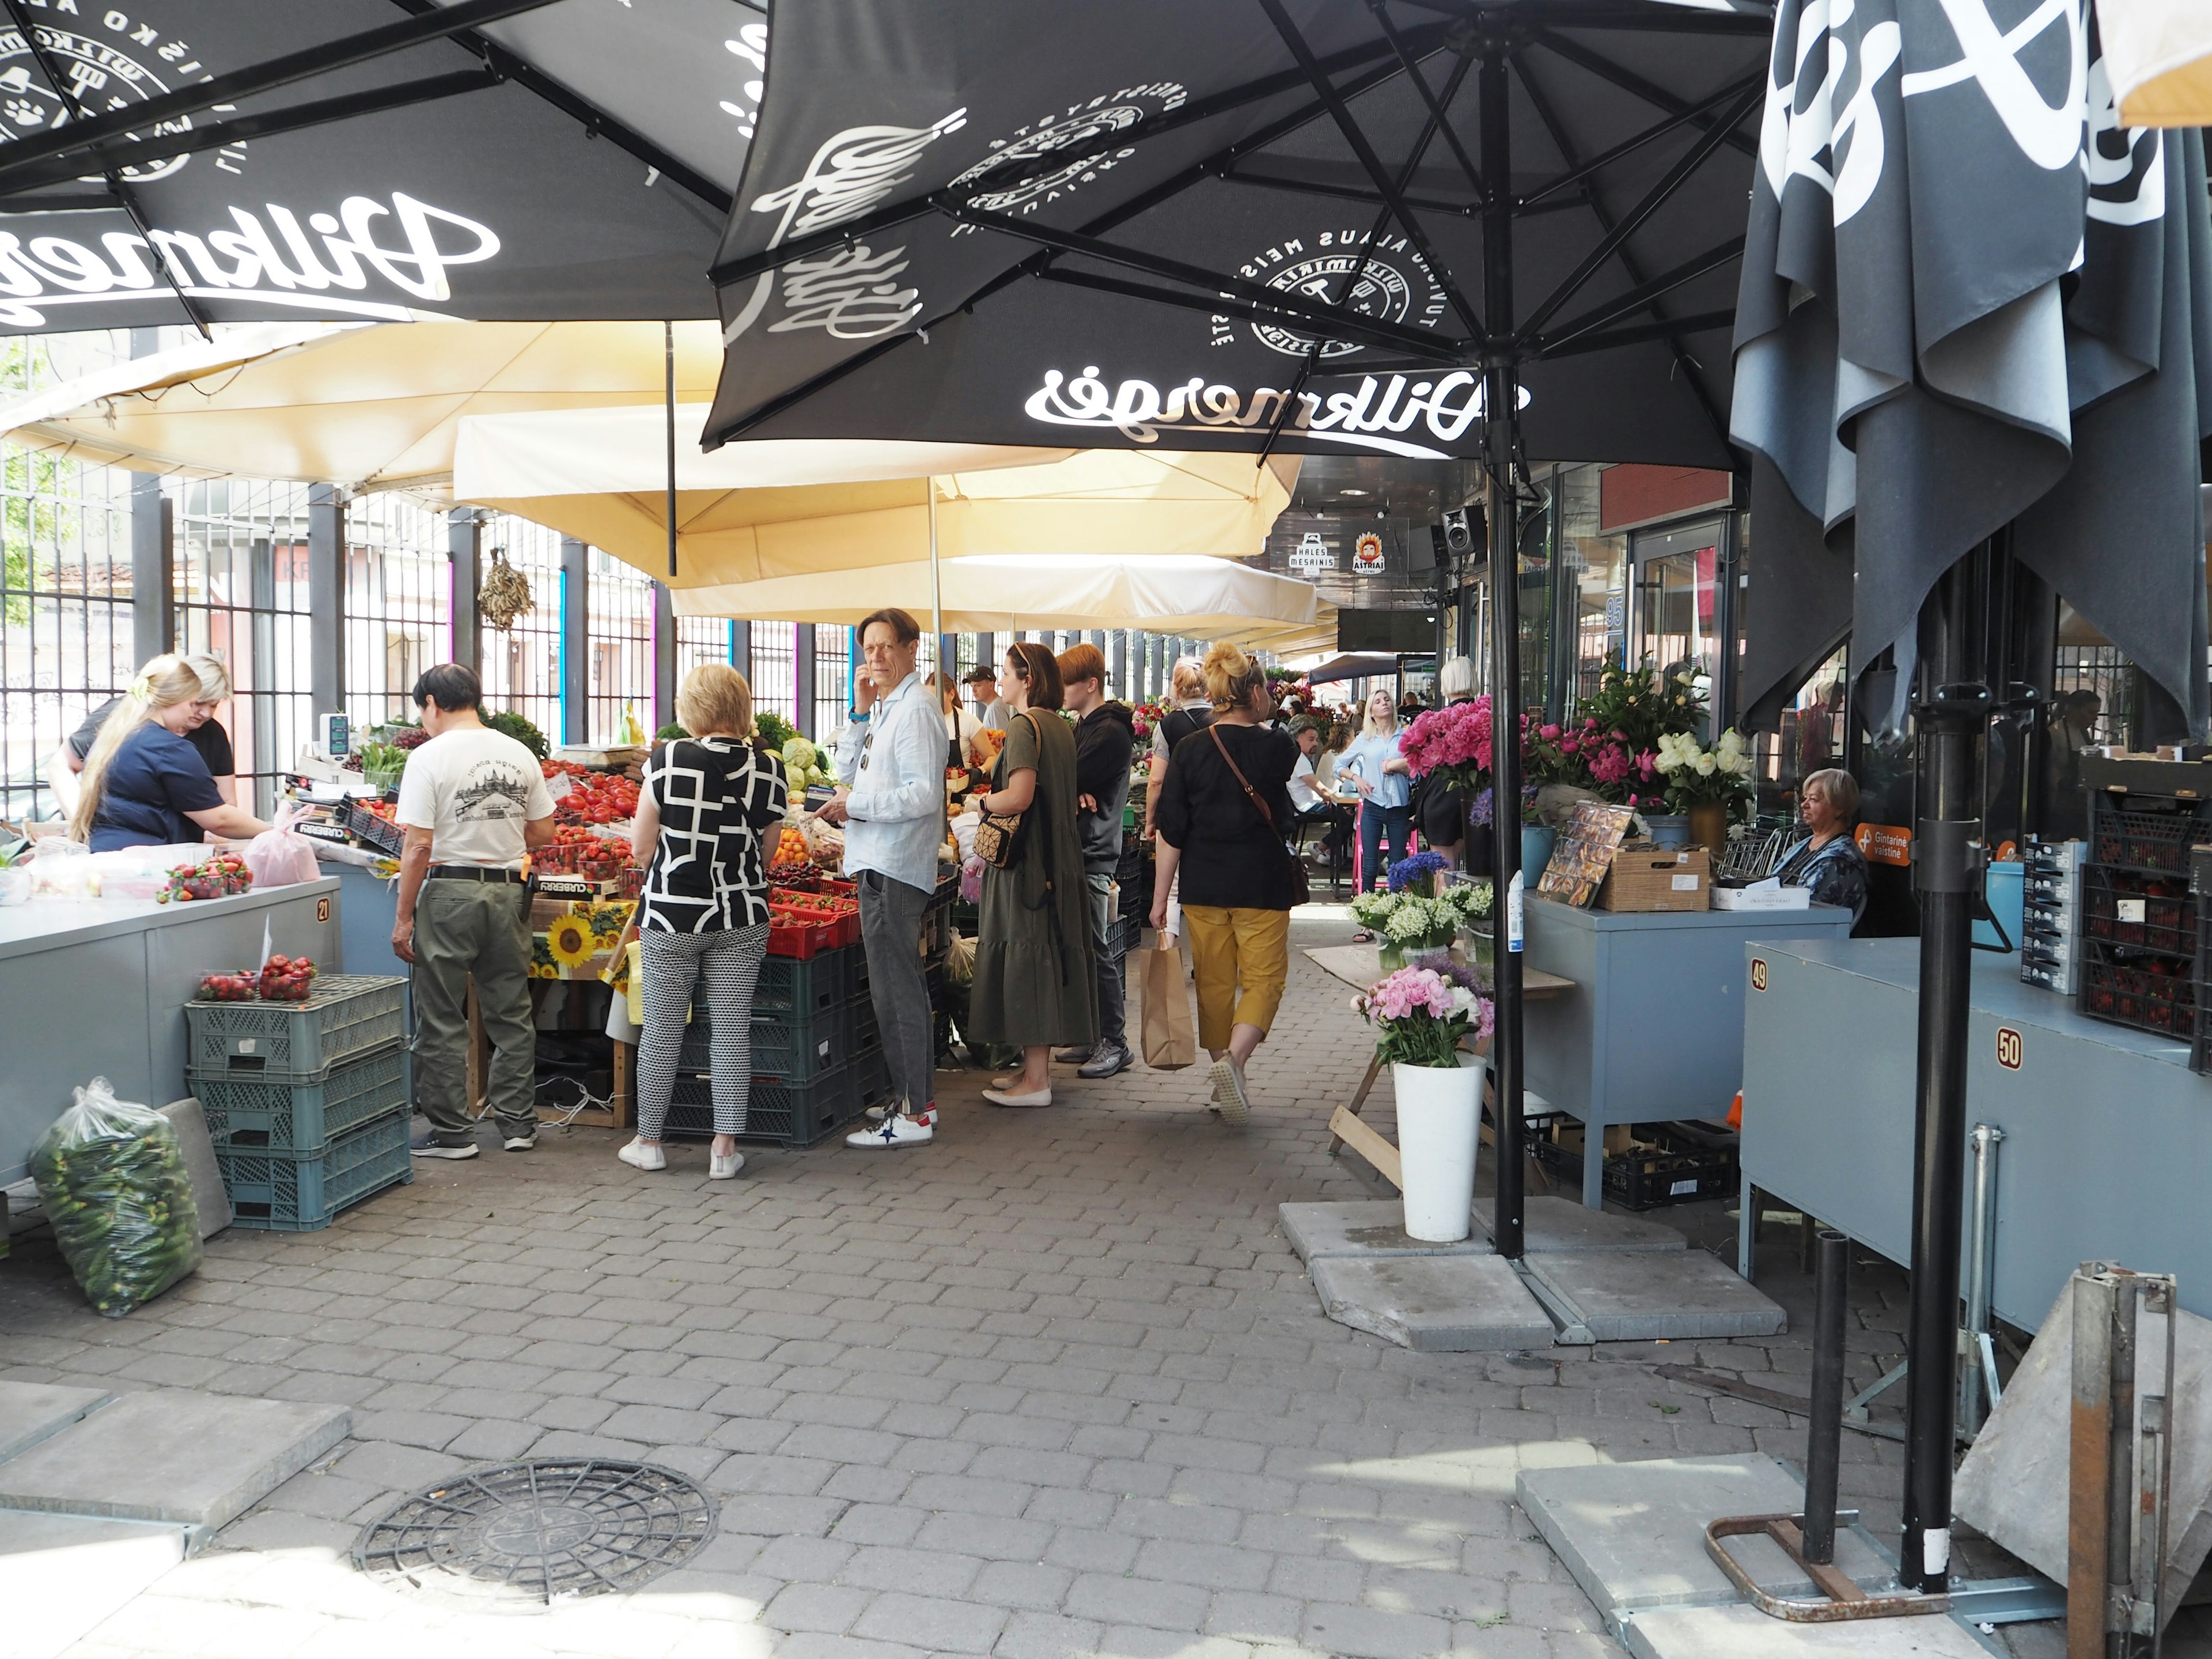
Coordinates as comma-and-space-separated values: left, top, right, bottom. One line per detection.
0, 872, 340, 1185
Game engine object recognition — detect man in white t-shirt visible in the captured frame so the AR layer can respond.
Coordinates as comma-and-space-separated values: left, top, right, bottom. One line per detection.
392, 664, 556, 1159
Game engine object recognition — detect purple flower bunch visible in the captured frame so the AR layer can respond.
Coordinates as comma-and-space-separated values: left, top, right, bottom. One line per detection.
1387, 850, 1446, 892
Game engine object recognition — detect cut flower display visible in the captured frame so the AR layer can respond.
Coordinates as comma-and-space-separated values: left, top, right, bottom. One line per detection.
1355, 967, 1493, 1067
1653, 727, 1756, 813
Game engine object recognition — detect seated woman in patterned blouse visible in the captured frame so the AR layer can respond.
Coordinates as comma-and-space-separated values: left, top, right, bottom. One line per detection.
1774, 767, 1869, 927
620, 664, 788, 1180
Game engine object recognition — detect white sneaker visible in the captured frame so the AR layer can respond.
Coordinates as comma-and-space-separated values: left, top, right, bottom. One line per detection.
1210, 1058, 1250, 1126
848, 1109, 935, 1149
709, 1148, 744, 1179
618, 1139, 666, 1171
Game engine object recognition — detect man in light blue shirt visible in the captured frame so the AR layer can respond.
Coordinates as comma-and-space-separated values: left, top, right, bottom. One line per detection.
820, 607, 946, 1147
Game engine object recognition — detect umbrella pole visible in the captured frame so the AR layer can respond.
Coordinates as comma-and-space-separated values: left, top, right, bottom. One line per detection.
1479, 41, 1526, 1263
1900, 567, 1991, 1594
929, 482, 943, 678
664, 320, 677, 581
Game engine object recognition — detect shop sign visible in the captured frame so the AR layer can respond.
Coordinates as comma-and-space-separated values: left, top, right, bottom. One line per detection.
1856, 823, 1912, 866
1749, 957, 1767, 992
1288, 532, 1334, 575
1353, 532, 1384, 574
1995, 1027, 2023, 1070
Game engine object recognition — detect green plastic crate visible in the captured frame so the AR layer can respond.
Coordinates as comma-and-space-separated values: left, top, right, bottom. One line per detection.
187, 975, 407, 1080
215, 1108, 413, 1232
190, 1040, 407, 1153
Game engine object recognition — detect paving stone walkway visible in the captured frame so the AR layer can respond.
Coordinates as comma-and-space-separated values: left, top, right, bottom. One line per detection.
0, 911, 2188, 1658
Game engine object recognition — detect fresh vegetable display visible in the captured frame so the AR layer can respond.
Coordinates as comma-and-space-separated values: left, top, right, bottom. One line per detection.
259, 954, 319, 1002
485, 709, 550, 758
781, 736, 834, 791
29, 1078, 203, 1318
158, 853, 251, 903
533, 824, 634, 881
552, 770, 639, 825
196, 968, 261, 1001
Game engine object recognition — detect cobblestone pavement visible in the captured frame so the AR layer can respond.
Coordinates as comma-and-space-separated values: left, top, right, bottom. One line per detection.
0, 910, 2173, 1658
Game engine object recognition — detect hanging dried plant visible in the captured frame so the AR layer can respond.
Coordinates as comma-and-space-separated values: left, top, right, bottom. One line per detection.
478, 547, 533, 631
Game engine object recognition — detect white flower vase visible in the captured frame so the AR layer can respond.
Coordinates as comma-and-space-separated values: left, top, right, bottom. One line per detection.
1393, 1059, 1482, 1241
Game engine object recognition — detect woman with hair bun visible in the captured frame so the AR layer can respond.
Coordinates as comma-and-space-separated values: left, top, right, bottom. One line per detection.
71, 654, 268, 850
1149, 641, 1300, 1125
968, 640, 1096, 1107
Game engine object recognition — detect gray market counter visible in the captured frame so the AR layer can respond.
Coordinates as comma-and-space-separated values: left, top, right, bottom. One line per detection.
1523, 895, 1855, 1207
0, 878, 341, 1184
1737, 938, 2212, 1325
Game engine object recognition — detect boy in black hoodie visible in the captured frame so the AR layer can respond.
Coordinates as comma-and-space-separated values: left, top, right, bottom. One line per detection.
1057, 643, 1137, 1078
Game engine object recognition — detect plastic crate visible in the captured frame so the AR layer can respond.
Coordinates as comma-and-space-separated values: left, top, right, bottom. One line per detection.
2088, 799, 2212, 876
1526, 1113, 1739, 1211
216, 1108, 412, 1231
750, 949, 849, 1020
187, 975, 407, 1078
768, 914, 842, 958
2082, 870, 2196, 955
680, 1001, 855, 1081
344, 800, 406, 857
190, 1039, 407, 1152
662, 1055, 897, 1147
2079, 949, 2196, 1037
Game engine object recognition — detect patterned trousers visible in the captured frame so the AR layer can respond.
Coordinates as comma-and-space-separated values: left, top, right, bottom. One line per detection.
634, 923, 769, 1139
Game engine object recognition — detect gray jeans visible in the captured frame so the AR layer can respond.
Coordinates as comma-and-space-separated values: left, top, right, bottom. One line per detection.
1086, 869, 1127, 1048
411, 877, 535, 1143
858, 868, 934, 1116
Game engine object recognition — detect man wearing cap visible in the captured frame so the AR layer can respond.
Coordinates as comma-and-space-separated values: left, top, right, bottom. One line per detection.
964, 663, 1007, 733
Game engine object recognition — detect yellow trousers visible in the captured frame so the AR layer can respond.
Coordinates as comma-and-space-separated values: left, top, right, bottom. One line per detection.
1181, 904, 1290, 1051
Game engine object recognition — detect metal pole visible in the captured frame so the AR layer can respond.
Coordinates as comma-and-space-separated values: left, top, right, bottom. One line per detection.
665, 320, 678, 579
1479, 39, 1526, 1262
929, 483, 944, 681
1900, 566, 1990, 1594
1961, 1123, 2006, 1437
1802, 1229, 1849, 1566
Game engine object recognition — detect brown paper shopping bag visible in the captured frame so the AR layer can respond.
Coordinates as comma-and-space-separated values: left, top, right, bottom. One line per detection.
1140, 934, 1196, 1070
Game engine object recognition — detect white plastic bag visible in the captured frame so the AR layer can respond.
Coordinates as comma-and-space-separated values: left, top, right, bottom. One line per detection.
29, 1078, 203, 1316
245, 802, 322, 888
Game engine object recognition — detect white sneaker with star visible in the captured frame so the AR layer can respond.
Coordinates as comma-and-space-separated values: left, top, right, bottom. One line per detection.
849, 1108, 935, 1148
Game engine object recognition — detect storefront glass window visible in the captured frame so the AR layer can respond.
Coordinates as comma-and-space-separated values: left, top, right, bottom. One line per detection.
1630, 517, 1725, 737
1555, 466, 1627, 710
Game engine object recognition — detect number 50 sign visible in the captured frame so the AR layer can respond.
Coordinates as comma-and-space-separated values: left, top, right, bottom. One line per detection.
1995, 1027, 2023, 1070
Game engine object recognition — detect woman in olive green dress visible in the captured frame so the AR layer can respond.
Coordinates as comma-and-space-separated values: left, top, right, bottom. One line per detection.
969, 641, 1097, 1106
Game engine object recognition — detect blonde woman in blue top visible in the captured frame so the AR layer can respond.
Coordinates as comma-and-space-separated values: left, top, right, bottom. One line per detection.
1338, 685, 1413, 895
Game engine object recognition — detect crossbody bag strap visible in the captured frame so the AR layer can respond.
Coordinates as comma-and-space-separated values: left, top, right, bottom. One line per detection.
1209, 724, 1275, 832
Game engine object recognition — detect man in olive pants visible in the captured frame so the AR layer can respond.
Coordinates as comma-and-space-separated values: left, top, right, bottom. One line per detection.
392, 665, 556, 1158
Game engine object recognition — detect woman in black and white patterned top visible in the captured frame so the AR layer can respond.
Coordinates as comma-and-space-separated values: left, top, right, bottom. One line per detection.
620, 664, 787, 1180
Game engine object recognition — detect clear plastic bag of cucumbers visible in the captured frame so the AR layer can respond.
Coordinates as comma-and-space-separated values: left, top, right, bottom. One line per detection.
29, 1078, 203, 1317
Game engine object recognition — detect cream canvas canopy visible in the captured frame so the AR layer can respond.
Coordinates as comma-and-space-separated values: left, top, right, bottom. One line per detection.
0, 319, 748, 495
454, 405, 1327, 650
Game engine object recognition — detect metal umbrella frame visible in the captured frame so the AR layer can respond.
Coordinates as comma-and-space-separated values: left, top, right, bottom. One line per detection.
707, 0, 1774, 1264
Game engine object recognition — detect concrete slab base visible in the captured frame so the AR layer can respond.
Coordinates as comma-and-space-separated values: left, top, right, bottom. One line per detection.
0, 1389, 348, 1529
1518, 1453, 1892, 1619
1472, 1195, 1687, 1253
1524, 1248, 1787, 1341
1622, 1603, 1998, 1659
1280, 1200, 1492, 1263
0, 1508, 190, 1659
1310, 1253, 1554, 1352
0, 1382, 113, 1465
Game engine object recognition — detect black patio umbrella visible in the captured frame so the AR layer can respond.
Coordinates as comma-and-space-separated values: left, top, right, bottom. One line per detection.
1732, 0, 2212, 1594
707, 0, 1776, 1264
0, 0, 766, 332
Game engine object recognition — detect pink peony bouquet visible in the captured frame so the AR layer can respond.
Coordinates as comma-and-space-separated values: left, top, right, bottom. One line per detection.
1354, 966, 1491, 1068
1399, 695, 1494, 790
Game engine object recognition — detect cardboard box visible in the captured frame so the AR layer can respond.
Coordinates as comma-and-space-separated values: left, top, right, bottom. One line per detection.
1597, 847, 1710, 912
1711, 881, 1811, 912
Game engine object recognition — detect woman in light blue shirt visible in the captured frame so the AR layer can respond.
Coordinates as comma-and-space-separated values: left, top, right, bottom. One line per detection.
1338, 685, 1413, 895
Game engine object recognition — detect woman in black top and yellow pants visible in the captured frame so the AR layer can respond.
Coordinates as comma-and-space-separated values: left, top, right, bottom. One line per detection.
1150, 642, 1299, 1127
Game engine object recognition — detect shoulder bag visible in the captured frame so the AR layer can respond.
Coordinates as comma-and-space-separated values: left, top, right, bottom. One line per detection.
973, 713, 1036, 870
1209, 725, 1310, 908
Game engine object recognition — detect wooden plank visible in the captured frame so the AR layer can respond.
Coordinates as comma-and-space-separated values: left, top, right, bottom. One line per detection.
1329, 1105, 1403, 1190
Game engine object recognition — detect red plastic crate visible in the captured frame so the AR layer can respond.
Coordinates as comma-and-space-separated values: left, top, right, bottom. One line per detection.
768, 914, 839, 957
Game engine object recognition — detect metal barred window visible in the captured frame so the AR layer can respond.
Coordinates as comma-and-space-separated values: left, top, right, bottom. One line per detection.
0, 331, 137, 823
675, 616, 734, 684
749, 620, 795, 726
812, 623, 850, 743
588, 550, 654, 745
344, 493, 452, 731
478, 515, 563, 747
173, 478, 315, 817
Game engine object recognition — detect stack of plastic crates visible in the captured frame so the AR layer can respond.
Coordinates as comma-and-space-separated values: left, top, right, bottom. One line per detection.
2018, 836, 2085, 995
185, 975, 413, 1229
2077, 770, 2212, 1046
662, 944, 895, 1147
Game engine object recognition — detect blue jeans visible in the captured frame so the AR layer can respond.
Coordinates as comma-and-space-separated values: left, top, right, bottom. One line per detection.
1357, 802, 1411, 893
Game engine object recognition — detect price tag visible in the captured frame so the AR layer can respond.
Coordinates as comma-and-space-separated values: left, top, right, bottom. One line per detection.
1671, 874, 1699, 891
2117, 897, 2147, 923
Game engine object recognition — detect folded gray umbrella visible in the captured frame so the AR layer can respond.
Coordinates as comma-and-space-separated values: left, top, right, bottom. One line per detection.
0, 0, 764, 331
1733, 0, 2212, 733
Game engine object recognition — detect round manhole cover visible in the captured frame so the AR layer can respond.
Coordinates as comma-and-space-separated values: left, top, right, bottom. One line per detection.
354, 1459, 717, 1605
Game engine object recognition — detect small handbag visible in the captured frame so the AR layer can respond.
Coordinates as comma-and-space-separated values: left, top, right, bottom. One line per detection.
973, 713, 1036, 869
1210, 725, 1311, 908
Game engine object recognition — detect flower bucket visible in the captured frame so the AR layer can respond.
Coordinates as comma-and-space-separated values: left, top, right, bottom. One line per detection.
1393, 1059, 1480, 1241
1642, 812, 1690, 849
1521, 825, 1556, 883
